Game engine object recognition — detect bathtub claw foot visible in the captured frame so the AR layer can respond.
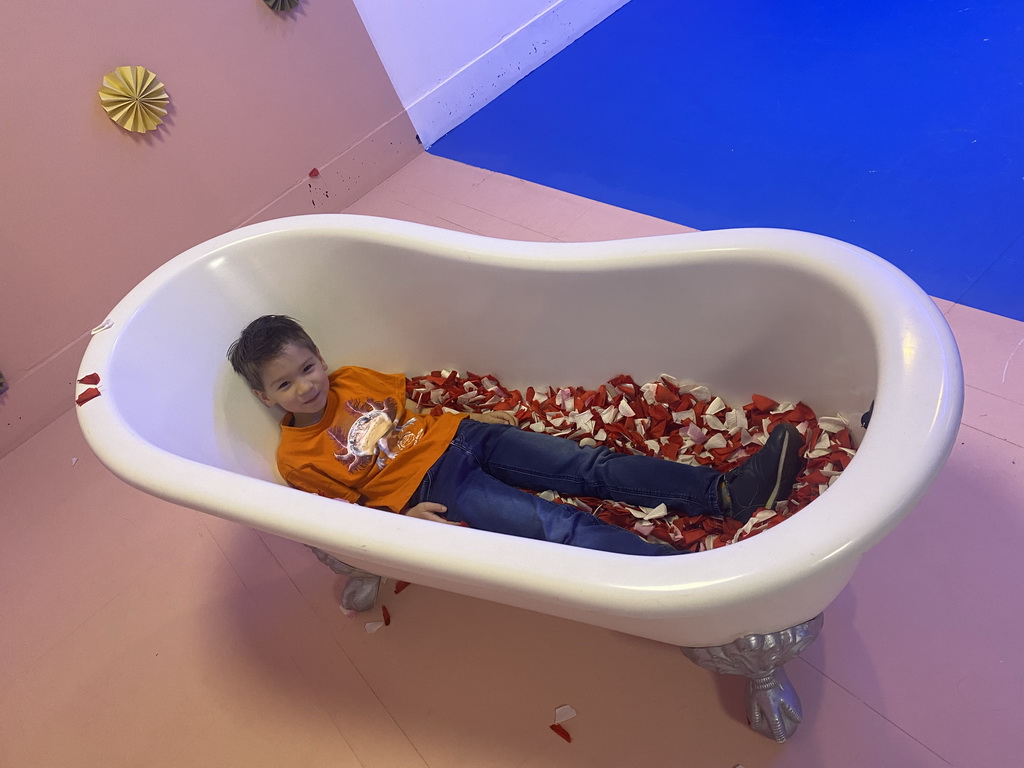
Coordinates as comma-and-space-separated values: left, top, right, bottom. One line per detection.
680, 613, 824, 742
746, 666, 802, 742
309, 546, 382, 613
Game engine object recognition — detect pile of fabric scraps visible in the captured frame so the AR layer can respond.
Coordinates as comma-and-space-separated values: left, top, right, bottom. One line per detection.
406, 371, 856, 553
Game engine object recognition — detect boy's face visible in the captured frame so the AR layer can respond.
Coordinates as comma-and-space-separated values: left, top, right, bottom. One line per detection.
255, 343, 330, 425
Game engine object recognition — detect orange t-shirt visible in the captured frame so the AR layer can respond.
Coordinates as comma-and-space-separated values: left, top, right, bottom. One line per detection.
276, 367, 467, 512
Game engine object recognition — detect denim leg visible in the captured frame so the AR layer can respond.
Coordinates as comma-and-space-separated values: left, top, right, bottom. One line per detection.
454, 419, 723, 515
413, 423, 682, 556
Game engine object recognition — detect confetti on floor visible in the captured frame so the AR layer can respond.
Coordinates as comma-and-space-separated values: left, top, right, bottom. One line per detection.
553, 704, 577, 724
549, 723, 573, 743
408, 371, 856, 552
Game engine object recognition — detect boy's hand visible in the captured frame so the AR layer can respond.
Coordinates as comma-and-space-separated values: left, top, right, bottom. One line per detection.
402, 502, 459, 525
468, 411, 518, 426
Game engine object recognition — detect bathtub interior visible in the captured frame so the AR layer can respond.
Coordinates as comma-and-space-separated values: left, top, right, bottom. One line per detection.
103, 224, 881, 490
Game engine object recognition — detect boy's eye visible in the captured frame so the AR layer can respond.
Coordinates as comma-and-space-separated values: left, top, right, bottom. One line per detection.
277, 381, 290, 391
303, 364, 314, 373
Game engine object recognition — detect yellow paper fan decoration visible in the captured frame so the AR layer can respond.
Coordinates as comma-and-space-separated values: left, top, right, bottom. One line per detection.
98, 66, 169, 133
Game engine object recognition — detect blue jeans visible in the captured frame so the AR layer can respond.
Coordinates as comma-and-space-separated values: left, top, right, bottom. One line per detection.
408, 419, 723, 556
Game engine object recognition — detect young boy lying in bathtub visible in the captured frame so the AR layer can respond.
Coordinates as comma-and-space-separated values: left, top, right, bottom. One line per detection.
227, 315, 803, 556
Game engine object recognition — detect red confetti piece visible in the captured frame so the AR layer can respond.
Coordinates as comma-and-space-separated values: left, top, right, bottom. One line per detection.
801, 469, 831, 486
394, 580, 411, 594
750, 393, 780, 412
381, 605, 391, 626
549, 723, 572, 743
76, 387, 101, 406
308, 167, 320, 177
77, 373, 100, 385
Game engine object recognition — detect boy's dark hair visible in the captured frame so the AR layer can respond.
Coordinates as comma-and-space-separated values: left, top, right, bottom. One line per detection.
227, 315, 318, 391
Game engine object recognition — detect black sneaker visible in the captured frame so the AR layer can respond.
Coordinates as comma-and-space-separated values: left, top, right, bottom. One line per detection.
721, 423, 804, 524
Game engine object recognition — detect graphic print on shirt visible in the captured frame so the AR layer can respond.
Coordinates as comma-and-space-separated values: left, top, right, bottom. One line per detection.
326, 397, 418, 473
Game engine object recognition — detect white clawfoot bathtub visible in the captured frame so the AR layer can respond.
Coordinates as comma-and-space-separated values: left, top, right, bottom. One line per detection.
76, 215, 962, 735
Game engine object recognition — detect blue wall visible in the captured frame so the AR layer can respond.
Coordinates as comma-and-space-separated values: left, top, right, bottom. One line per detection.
432, 1, 1024, 321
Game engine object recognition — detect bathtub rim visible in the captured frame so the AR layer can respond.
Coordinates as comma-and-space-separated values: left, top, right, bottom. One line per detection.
76, 214, 964, 642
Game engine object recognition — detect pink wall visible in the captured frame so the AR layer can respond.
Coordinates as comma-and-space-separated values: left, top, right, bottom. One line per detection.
0, 0, 420, 457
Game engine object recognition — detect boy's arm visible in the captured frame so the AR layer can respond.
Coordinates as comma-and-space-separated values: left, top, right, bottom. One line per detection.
467, 411, 517, 426
405, 397, 516, 426
401, 501, 460, 525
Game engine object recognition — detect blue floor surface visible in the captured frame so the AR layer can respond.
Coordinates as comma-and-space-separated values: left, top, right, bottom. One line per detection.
430, 1, 1024, 322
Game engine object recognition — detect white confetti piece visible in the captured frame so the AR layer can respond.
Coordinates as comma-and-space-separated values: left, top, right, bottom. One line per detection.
704, 433, 728, 450
671, 409, 690, 424
706, 396, 726, 415
364, 621, 385, 633
633, 521, 655, 536
554, 705, 578, 724
681, 383, 711, 401
704, 412, 728, 431
71, 457, 79, 466
808, 431, 833, 458
817, 415, 849, 433
732, 509, 777, 542
569, 411, 595, 433
631, 503, 669, 521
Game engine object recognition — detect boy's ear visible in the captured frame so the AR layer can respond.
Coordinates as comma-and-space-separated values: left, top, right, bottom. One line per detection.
253, 389, 275, 408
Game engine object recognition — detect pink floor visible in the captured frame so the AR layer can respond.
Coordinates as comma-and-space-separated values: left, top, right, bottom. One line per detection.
2, 154, 1022, 767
